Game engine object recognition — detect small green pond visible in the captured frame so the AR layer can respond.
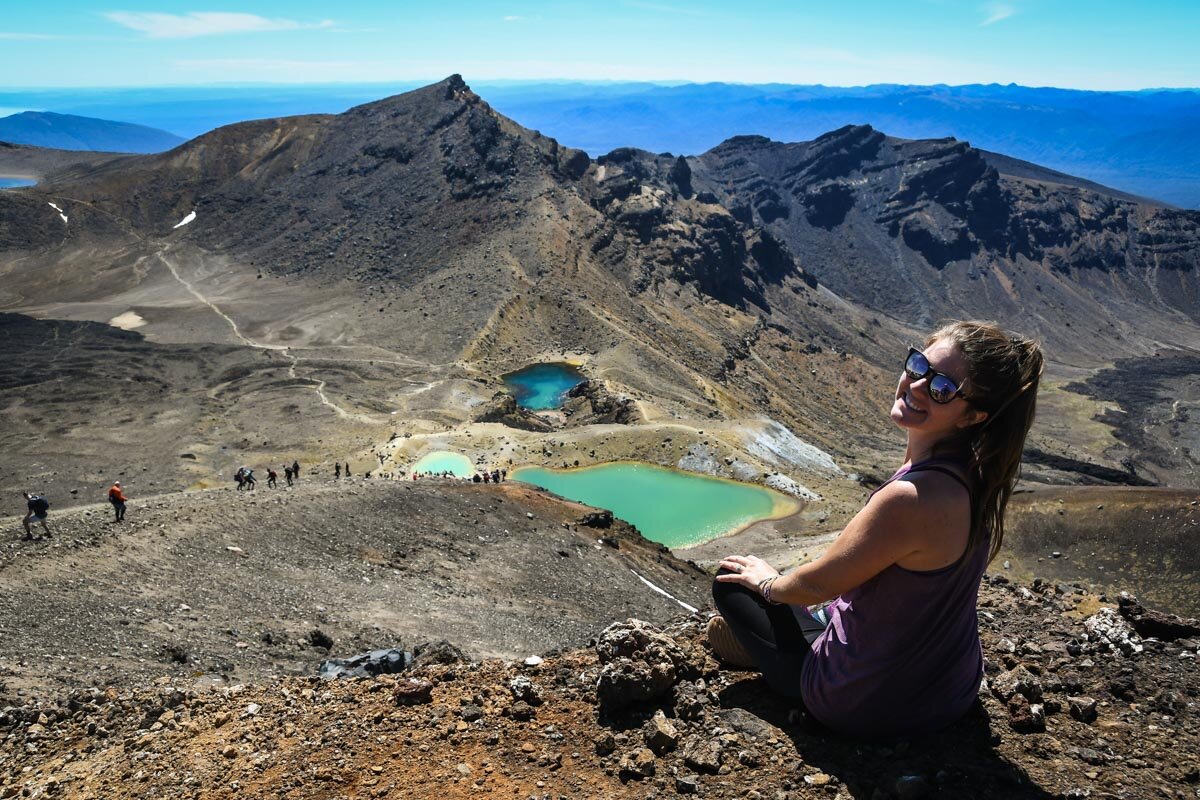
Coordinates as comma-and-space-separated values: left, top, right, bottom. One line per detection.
502, 363, 585, 410
411, 451, 475, 478
512, 462, 799, 548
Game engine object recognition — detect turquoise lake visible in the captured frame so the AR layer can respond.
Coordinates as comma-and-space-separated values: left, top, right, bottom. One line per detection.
512, 462, 798, 548
411, 451, 475, 478
0, 177, 35, 189
502, 363, 585, 410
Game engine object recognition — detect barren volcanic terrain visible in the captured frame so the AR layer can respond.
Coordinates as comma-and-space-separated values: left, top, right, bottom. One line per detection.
2, 76, 1199, 799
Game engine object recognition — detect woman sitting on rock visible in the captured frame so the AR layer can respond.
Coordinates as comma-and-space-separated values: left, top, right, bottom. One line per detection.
710, 320, 1044, 738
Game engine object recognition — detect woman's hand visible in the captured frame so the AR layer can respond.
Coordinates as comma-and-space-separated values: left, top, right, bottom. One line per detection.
715, 554, 779, 593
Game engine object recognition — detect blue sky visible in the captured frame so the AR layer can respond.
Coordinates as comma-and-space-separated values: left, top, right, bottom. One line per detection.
1, 1, 1197, 89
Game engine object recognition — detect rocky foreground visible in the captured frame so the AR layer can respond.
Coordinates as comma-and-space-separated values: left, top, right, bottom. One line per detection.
2, 576, 1197, 799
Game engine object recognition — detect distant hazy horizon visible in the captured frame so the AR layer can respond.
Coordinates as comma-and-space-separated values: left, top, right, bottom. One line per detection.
2, 2, 1197, 90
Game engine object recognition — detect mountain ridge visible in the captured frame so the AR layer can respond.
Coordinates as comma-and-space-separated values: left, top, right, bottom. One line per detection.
1, 75, 1198, 496
0, 110, 185, 154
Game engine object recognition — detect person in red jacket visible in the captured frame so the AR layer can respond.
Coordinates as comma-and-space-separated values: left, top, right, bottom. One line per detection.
108, 481, 128, 522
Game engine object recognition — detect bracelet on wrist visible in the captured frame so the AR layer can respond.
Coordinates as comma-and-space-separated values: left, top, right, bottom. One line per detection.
758, 575, 783, 605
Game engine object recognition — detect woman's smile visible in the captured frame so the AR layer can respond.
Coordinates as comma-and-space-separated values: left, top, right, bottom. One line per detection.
899, 389, 927, 415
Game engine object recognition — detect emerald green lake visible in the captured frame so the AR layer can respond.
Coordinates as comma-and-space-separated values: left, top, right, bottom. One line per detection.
411, 451, 474, 478
512, 462, 798, 548
502, 363, 585, 410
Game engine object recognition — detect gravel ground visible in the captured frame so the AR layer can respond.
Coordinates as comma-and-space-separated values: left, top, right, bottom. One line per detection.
0, 478, 708, 700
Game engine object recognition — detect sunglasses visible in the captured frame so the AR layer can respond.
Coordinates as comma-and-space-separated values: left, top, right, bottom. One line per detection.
904, 347, 968, 404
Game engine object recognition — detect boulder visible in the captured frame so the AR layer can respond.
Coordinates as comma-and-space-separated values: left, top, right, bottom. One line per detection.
1007, 695, 1046, 733
319, 648, 410, 680
618, 747, 657, 781
1084, 608, 1144, 656
393, 678, 433, 706
411, 640, 465, 668
594, 619, 702, 713
1068, 696, 1098, 723
579, 510, 614, 529
642, 710, 679, 755
680, 734, 724, 774
990, 665, 1043, 703
508, 675, 544, 706
1117, 594, 1200, 641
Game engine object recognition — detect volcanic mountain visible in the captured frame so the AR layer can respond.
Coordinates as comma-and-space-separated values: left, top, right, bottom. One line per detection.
1, 74, 1198, 507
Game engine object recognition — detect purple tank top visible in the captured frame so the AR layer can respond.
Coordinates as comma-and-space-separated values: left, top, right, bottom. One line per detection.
799, 458, 988, 738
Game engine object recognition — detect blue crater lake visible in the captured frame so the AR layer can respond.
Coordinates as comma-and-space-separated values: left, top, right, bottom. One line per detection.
411, 451, 475, 478
512, 461, 800, 548
0, 177, 35, 189
502, 363, 585, 410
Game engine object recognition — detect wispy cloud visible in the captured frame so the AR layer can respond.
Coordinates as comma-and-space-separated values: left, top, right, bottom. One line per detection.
105, 11, 334, 39
624, 1, 717, 17
0, 32, 57, 40
503, 15, 523, 22
980, 3, 1015, 26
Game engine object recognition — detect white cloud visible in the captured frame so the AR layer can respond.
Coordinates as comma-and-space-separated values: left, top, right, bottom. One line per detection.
503, 15, 522, 22
980, 3, 1015, 26
105, 11, 334, 39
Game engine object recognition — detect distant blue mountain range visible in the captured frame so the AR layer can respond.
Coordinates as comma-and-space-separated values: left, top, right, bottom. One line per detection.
0, 111, 184, 154
1, 82, 1196, 207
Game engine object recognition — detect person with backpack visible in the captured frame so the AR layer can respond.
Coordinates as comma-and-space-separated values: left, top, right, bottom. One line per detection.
107, 481, 128, 522
22, 492, 51, 539
235, 468, 246, 491
292, 460, 300, 481
284, 465, 294, 486
267, 468, 278, 488
335, 462, 341, 479
242, 468, 256, 490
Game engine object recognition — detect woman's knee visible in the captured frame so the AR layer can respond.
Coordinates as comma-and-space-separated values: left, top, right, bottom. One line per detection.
712, 567, 757, 610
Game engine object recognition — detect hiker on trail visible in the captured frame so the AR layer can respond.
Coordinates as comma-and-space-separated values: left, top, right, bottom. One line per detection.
234, 468, 246, 491
242, 467, 256, 490
292, 460, 300, 481
482, 471, 491, 484
335, 463, 341, 479
492, 469, 501, 483
472, 473, 481, 484
284, 465, 294, 486
21, 492, 51, 539
107, 481, 128, 522
267, 468, 278, 488
500, 469, 507, 481
344, 462, 351, 477
711, 321, 1044, 739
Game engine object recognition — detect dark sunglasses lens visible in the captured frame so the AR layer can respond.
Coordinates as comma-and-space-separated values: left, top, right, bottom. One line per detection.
929, 375, 959, 403
905, 350, 928, 378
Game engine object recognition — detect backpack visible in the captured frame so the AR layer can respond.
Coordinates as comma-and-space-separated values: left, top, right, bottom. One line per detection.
30, 496, 49, 515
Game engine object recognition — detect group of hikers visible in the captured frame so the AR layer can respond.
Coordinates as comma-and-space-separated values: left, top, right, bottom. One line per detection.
411, 468, 507, 483
21, 480, 129, 538
235, 460, 303, 491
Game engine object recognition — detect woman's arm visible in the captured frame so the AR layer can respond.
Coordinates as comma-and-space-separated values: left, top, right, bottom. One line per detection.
718, 479, 936, 605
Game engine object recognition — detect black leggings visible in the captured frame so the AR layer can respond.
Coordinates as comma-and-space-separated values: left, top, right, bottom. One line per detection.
712, 569, 827, 698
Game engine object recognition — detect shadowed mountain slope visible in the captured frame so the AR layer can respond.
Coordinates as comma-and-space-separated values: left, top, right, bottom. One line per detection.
685, 125, 1200, 361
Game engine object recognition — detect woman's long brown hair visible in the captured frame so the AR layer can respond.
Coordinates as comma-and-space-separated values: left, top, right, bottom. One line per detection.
926, 321, 1045, 565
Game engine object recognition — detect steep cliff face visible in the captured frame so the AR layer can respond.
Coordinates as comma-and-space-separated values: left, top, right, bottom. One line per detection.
689, 126, 1200, 357
584, 146, 814, 309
